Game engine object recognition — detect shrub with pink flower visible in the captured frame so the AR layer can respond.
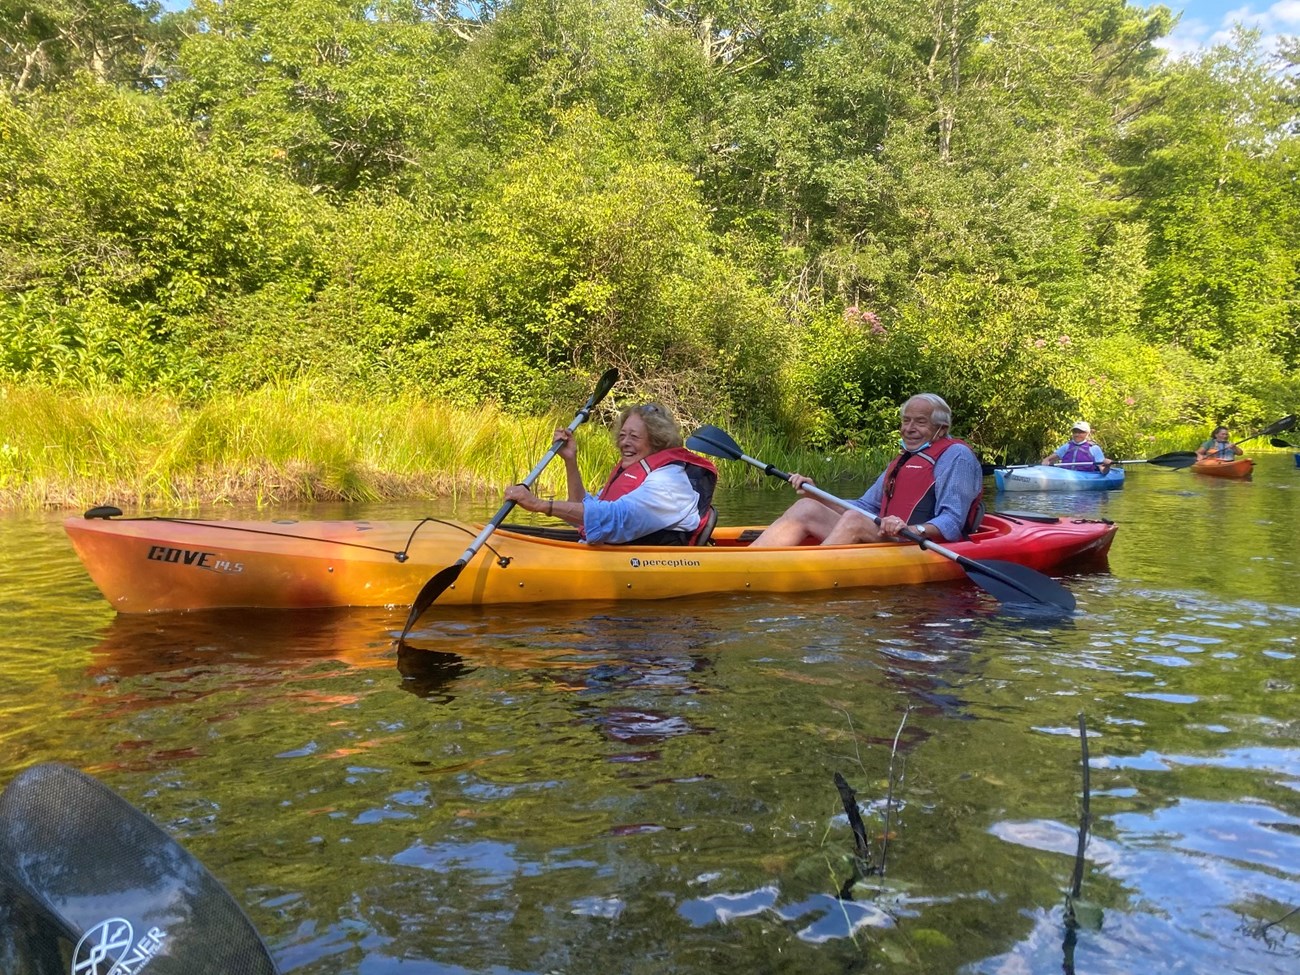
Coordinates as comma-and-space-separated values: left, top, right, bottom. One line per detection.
844, 305, 886, 337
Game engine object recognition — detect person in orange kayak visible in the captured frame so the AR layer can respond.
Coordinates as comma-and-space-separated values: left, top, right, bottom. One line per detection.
748, 393, 984, 547
1042, 420, 1113, 474
504, 402, 717, 545
1195, 426, 1244, 461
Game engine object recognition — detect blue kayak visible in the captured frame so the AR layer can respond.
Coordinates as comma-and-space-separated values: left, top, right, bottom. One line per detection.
994, 464, 1125, 492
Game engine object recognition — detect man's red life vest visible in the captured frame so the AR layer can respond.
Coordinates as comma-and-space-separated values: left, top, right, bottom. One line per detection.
878, 437, 983, 536
596, 448, 718, 544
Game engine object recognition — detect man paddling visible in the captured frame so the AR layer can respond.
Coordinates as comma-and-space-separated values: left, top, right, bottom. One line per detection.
748, 393, 984, 546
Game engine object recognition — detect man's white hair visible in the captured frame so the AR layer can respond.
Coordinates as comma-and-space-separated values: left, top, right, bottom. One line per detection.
901, 393, 952, 428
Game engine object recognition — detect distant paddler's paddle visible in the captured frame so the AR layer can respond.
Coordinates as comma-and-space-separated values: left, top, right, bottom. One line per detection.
1233, 413, 1296, 445
0, 763, 279, 974
686, 424, 1076, 612
1146, 451, 1199, 470
1147, 414, 1297, 470
398, 368, 619, 642
1270, 437, 1297, 449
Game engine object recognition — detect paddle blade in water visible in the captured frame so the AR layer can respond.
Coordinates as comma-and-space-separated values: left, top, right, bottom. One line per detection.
399, 561, 466, 642
0, 763, 278, 975
399, 368, 619, 641
960, 559, 1077, 612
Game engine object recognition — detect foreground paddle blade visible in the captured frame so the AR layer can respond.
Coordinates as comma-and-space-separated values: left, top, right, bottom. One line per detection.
0, 763, 278, 975
959, 559, 1076, 611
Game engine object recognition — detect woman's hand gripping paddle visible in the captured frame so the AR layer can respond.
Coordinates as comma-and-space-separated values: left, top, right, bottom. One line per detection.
398, 369, 619, 642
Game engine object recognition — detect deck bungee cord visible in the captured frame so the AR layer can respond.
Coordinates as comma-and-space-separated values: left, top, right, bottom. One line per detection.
82, 506, 495, 564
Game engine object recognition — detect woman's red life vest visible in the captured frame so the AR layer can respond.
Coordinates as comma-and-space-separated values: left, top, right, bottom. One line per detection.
879, 437, 983, 536
596, 448, 718, 544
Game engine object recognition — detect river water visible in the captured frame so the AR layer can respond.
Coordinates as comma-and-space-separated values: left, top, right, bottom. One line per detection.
1, 457, 1298, 974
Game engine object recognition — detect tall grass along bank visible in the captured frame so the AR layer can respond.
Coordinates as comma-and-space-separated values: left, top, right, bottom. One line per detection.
0, 384, 886, 512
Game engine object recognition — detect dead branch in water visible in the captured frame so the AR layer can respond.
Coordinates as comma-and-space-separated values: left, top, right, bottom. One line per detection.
1068, 711, 1091, 902
879, 707, 911, 877
833, 706, 912, 898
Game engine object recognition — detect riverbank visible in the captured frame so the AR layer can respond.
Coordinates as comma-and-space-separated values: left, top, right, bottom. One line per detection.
0, 383, 889, 511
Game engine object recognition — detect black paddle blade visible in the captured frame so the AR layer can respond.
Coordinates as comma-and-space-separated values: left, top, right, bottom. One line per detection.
1270, 437, 1297, 449
1226, 414, 1296, 448
399, 560, 466, 643
961, 559, 1077, 612
1147, 451, 1198, 469
1263, 414, 1297, 436
590, 368, 619, 407
0, 763, 278, 975
686, 424, 744, 461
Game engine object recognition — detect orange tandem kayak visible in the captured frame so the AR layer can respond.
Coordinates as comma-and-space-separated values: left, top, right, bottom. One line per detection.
1190, 457, 1255, 478
64, 510, 1117, 614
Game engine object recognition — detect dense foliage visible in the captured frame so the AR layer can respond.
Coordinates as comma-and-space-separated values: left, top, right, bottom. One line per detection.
2, 0, 1297, 462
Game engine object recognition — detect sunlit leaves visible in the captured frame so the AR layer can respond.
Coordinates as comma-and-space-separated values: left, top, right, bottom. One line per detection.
169, 0, 453, 195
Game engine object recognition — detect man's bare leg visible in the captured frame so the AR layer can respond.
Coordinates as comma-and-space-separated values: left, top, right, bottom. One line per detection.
747, 498, 843, 547
821, 509, 887, 545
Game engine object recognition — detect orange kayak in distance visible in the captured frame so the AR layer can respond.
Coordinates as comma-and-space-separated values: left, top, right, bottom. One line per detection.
64, 511, 1117, 614
1190, 457, 1254, 478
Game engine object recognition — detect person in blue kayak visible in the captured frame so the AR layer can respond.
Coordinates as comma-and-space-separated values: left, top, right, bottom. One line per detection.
504, 402, 717, 545
1195, 426, 1244, 462
1042, 421, 1113, 474
748, 393, 984, 546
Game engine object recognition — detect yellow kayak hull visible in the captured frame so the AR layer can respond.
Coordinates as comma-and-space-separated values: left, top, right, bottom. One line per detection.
65, 513, 1117, 614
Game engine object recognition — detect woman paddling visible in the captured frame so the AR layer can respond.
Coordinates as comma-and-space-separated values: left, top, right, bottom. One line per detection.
1195, 426, 1244, 462
504, 403, 717, 545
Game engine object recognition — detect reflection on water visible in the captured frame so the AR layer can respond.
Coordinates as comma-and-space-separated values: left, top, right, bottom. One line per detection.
0, 459, 1298, 973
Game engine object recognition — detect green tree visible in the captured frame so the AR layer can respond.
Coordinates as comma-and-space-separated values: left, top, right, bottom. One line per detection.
1123, 29, 1300, 366
1, 0, 173, 94
0, 81, 323, 390
434, 108, 792, 418
169, 0, 454, 195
